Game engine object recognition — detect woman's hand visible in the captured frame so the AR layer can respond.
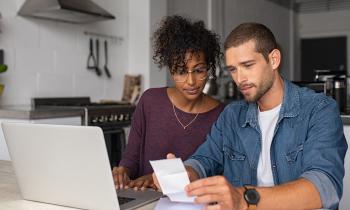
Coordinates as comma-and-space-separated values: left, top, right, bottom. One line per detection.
127, 174, 157, 190
112, 166, 130, 190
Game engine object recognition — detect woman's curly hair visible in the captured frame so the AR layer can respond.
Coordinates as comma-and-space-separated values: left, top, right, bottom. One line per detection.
152, 15, 222, 79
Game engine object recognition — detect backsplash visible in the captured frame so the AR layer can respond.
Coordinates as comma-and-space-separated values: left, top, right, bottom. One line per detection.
0, 0, 129, 105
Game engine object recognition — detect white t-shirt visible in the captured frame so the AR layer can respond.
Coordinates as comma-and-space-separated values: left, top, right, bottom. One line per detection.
257, 104, 281, 187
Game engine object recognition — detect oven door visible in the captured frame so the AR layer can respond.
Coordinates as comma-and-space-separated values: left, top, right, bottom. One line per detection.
103, 128, 126, 168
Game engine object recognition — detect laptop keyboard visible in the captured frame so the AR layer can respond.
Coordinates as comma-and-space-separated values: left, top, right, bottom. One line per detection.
118, 196, 135, 205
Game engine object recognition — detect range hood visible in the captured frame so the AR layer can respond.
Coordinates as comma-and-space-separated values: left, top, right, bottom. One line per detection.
18, 0, 115, 24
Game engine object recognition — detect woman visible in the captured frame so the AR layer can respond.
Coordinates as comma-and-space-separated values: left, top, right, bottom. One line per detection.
113, 15, 224, 190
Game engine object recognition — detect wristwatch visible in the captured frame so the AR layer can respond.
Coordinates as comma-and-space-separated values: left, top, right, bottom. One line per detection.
243, 186, 260, 207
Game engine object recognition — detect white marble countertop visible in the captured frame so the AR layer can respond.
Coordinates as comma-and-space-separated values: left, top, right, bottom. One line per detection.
0, 160, 156, 210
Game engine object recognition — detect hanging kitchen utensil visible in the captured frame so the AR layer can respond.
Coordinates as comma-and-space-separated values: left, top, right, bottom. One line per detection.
0, 49, 8, 73
104, 40, 112, 78
87, 38, 97, 70
95, 39, 102, 76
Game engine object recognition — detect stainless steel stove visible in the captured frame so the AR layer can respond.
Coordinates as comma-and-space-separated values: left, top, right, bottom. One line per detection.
32, 97, 136, 167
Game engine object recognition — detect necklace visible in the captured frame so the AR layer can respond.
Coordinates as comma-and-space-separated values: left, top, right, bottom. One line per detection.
172, 104, 200, 130
172, 95, 203, 130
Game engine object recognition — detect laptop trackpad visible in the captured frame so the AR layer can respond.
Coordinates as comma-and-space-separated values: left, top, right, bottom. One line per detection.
117, 188, 163, 210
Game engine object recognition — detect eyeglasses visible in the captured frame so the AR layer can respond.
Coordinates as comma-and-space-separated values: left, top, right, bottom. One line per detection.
172, 67, 210, 83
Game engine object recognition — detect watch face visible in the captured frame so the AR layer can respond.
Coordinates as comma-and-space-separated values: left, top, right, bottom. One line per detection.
244, 189, 260, 205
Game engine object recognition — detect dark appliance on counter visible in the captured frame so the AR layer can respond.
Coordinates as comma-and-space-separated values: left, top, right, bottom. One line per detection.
292, 81, 328, 94
293, 69, 348, 114
314, 69, 346, 82
32, 97, 136, 167
314, 69, 347, 113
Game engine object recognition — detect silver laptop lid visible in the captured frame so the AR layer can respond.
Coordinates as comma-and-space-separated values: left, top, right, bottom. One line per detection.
2, 123, 119, 210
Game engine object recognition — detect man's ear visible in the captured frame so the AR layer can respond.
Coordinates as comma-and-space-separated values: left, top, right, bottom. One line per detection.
269, 49, 281, 70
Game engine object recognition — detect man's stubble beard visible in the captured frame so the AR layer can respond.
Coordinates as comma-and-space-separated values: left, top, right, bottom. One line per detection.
243, 75, 274, 103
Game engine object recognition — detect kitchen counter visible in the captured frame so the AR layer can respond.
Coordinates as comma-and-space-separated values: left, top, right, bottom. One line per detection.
0, 105, 85, 120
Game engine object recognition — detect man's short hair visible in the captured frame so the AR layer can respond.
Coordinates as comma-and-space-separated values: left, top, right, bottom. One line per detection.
224, 23, 278, 62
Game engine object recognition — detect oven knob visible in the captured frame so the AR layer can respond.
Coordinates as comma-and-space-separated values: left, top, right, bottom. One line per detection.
98, 116, 104, 123
92, 117, 98, 124
119, 114, 124, 121
108, 115, 114, 122
114, 114, 119, 121
124, 114, 130, 121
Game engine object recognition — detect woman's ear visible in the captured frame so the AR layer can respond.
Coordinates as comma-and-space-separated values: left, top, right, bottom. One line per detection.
269, 49, 281, 70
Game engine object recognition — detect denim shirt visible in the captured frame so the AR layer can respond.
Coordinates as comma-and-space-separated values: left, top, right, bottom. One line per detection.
185, 79, 348, 209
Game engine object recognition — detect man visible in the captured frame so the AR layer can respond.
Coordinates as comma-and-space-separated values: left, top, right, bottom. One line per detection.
155, 23, 348, 210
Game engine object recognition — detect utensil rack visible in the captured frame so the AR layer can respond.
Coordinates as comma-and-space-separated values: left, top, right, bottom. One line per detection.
84, 31, 123, 44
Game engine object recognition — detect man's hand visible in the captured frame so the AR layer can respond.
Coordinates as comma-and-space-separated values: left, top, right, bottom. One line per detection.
185, 176, 247, 210
127, 174, 157, 190
112, 166, 130, 190
152, 153, 200, 191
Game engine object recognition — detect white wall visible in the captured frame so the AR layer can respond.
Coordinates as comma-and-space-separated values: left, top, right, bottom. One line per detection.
0, 0, 129, 105
298, 9, 350, 76
167, 0, 209, 26
128, 0, 150, 91
223, 0, 294, 80
149, 0, 167, 89
128, 0, 167, 91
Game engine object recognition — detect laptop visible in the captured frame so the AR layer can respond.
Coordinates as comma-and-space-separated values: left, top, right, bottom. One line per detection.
1, 123, 162, 210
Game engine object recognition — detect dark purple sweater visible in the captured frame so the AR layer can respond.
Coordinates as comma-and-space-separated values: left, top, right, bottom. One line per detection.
119, 87, 225, 179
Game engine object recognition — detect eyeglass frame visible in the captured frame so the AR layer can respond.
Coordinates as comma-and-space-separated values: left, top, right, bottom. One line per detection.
171, 67, 213, 83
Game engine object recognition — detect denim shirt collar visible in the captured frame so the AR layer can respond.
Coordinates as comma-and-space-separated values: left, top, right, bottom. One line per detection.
242, 78, 300, 128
